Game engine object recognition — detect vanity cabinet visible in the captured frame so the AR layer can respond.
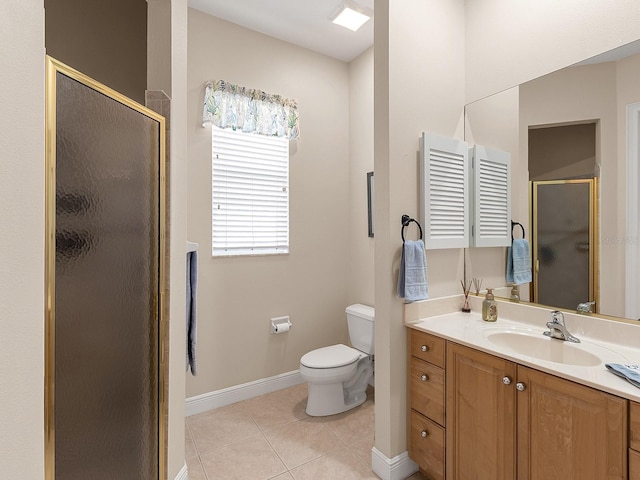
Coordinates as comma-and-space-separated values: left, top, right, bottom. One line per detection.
408, 329, 446, 480
447, 343, 627, 479
446, 343, 516, 479
516, 365, 627, 480
408, 328, 630, 480
631, 402, 640, 480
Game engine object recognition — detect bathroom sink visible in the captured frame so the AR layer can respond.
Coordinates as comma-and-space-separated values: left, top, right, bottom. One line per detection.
484, 330, 622, 367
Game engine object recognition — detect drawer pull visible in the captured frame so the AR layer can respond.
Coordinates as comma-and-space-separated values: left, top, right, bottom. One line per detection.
421, 345, 429, 352
420, 374, 429, 382
516, 382, 526, 392
502, 376, 512, 385
421, 430, 429, 438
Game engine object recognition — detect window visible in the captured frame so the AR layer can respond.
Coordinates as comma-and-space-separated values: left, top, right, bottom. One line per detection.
211, 127, 289, 256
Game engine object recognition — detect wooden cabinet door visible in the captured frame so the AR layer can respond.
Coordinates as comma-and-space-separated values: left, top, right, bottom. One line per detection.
630, 449, 640, 480
446, 343, 517, 480
631, 402, 640, 451
516, 365, 627, 480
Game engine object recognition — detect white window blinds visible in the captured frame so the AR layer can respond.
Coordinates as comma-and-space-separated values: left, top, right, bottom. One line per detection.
212, 127, 289, 256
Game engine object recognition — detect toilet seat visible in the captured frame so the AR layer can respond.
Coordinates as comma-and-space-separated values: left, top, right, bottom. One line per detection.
300, 344, 360, 369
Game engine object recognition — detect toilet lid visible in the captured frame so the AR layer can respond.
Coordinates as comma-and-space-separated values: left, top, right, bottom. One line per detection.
300, 344, 361, 369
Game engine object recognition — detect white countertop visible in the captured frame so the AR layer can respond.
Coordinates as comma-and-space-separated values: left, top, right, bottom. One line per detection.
405, 296, 640, 403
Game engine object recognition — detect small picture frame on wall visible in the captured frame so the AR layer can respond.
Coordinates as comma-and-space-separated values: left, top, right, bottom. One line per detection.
367, 171, 374, 237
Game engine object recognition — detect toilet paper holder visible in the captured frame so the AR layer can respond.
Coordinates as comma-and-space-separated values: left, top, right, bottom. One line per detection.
271, 316, 292, 334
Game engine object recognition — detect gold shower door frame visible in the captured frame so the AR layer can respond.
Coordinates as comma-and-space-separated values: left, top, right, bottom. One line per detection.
531, 178, 599, 312
44, 56, 168, 479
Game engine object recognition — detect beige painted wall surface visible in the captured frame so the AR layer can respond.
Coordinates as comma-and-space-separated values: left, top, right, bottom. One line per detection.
466, 0, 640, 103
187, 9, 351, 396
165, 0, 189, 476
616, 53, 640, 319
374, 0, 466, 460
348, 47, 375, 307
45, 0, 148, 104
464, 87, 522, 298
0, 2, 45, 478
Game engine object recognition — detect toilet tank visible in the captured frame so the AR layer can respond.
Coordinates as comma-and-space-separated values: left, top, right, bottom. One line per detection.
346, 304, 375, 354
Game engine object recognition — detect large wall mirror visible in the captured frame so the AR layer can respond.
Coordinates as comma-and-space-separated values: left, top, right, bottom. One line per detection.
464, 39, 640, 323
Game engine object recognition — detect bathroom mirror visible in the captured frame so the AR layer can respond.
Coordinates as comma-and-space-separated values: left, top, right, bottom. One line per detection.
464, 39, 640, 323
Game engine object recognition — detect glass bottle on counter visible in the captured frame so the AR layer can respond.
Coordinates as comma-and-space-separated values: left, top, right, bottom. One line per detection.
482, 288, 498, 322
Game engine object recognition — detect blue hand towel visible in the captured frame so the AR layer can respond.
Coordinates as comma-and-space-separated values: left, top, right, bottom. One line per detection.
186, 250, 198, 375
605, 363, 640, 389
506, 239, 532, 285
397, 240, 429, 302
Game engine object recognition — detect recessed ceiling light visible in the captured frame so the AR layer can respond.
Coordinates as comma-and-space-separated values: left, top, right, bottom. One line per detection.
330, 0, 373, 32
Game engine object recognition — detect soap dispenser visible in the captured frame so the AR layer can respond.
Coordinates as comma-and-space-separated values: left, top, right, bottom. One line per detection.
482, 288, 498, 322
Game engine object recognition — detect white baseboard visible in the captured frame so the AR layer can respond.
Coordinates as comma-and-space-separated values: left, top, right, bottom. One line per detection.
185, 370, 304, 417
371, 447, 418, 480
174, 463, 188, 480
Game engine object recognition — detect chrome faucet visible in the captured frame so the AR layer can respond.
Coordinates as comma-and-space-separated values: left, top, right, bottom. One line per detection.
577, 301, 595, 315
543, 310, 580, 343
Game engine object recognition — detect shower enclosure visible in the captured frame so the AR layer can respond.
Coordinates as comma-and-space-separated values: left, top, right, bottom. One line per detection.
44, 57, 167, 479
531, 179, 597, 312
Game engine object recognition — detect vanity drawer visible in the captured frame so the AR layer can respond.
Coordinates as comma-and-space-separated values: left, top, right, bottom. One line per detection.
409, 329, 445, 368
631, 402, 640, 451
409, 410, 445, 480
631, 449, 640, 480
409, 356, 445, 426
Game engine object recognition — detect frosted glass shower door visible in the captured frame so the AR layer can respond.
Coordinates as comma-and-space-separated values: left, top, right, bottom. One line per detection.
532, 179, 596, 312
45, 57, 166, 480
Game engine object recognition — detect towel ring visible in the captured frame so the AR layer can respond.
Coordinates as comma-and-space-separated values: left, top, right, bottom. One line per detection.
511, 220, 525, 242
401, 215, 423, 242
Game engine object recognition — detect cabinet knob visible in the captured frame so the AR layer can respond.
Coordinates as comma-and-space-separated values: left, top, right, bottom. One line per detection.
420, 374, 429, 382
502, 376, 512, 385
516, 382, 526, 392
421, 430, 428, 438
421, 345, 429, 352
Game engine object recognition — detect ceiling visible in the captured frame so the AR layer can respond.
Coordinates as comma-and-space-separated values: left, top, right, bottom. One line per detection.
188, 0, 375, 63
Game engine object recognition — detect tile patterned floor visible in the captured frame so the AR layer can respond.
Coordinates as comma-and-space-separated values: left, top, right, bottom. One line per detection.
185, 384, 428, 480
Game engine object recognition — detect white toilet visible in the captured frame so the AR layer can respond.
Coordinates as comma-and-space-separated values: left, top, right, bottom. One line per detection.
299, 304, 374, 416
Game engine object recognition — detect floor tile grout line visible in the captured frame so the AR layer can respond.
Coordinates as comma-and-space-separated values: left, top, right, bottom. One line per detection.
260, 428, 292, 474
261, 416, 346, 473
289, 441, 346, 473
190, 407, 264, 459
186, 383, 377, 479
194, 430, 268, 465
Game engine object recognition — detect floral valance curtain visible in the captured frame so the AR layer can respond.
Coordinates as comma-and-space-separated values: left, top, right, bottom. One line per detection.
202, 80, 299, 140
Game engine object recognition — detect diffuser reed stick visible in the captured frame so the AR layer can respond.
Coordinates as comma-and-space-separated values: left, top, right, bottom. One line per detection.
460, 279, 472, 313
473, 277, 483, 296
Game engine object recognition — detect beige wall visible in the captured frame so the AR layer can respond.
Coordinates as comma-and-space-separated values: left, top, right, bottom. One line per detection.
0, 2, 45, 478
186, 9, 352, 396
374, 0, 466, 460
164, 1, 189, 477
348, 47, 375, 307
528, 124, 596, 181
45, 0, 148, 104
465, 0, 640, 103
616, 53, 640, 318
464, 87, 522, 298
